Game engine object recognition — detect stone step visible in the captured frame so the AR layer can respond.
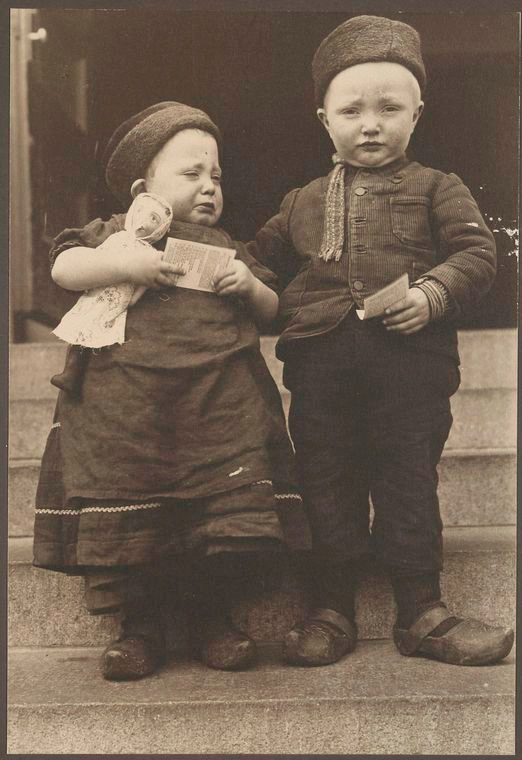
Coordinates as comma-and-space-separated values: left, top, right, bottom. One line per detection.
8, 447, 516, 537
8, 460, 41, 536
8, 640, 515, 754
9, 329, 517, 400
8, 384, 517, 462
9, 398, 57, 460
437, 448, 515, 526
447, 388, 516, 450
447, 328, 517, 390
8, 527, 515, 649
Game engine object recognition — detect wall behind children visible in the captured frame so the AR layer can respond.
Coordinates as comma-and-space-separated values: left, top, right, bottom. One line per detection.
18, 9, 518, 333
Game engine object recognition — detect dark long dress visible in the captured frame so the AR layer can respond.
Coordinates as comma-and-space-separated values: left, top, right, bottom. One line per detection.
33, 217, 310, 573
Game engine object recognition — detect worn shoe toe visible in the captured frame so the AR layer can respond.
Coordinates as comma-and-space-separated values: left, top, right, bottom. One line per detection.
283, 608, 357, 667
394, 604, 514, 666
198, 618, 258, 671
102, 635, 165, 680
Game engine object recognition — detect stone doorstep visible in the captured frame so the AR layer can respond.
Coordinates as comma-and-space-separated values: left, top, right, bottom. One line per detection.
7, 640, 515, 755
8, 330, 517, 401
8, 527, 516, 649
8, 385, 517, 461
8, 448, 516, 537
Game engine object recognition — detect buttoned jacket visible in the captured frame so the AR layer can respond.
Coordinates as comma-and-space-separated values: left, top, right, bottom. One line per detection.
248, 156, 496, 362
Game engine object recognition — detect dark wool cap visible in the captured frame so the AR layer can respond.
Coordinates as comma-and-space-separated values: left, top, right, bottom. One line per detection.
312, 15, 426, 105
103, 101, 222, 203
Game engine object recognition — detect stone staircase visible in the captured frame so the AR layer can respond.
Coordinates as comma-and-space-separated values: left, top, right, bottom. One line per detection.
7, 331, 517, 754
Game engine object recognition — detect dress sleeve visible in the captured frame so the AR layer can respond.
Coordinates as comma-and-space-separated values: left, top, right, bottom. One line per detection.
245, 188, 302, 293
426, 173, 497, 317
49, 214, 127, 270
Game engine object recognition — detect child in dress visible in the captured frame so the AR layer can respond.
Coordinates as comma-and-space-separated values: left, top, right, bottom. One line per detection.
34, 101, 310, 680
249, 16, 513, 667
51, 191, 174, 394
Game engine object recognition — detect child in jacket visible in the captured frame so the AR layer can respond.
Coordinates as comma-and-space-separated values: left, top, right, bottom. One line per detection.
249, 15, 513, 667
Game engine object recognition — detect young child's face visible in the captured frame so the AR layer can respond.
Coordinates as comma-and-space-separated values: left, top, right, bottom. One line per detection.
144, 129, 223, 226
317, 62, 423, 168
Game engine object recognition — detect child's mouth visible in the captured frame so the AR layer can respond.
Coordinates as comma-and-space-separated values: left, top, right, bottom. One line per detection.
360, 142, 383, 151
196, 203, 215, 213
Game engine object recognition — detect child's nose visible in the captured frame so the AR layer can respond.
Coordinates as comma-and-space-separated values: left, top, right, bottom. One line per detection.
361, 117, 380, 135
201, 177, 215, 194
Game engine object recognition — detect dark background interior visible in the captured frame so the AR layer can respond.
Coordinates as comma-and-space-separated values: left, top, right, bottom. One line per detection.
27, 10, 519, 329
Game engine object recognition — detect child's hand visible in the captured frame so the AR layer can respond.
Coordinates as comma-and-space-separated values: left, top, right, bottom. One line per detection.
212, 258, 278, 323
212, 259, 256, 297
382, 287, 430, 335
127, 247, 185, 289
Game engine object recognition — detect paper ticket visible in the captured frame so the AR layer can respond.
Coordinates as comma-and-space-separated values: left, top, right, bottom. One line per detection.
163, 237, 236, 292
355, 272, 410, 320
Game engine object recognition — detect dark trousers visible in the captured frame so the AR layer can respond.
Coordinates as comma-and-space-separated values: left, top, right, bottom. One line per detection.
284, 311, 460, 572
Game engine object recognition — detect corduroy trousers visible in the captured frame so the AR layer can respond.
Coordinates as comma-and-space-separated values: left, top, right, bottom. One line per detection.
283, 309, 460, 572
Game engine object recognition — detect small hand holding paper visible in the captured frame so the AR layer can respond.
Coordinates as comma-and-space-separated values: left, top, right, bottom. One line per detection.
126, 245, 186, 290
212, 259, 255, 297
382, 287, 430, 335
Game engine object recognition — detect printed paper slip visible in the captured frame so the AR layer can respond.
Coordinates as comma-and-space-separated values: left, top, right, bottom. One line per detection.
163, 237, 236, 292
355, 273, 409, 320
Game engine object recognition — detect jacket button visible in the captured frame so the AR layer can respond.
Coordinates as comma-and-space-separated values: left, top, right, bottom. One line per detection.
354, 186, 368, 196
353, 280, 364, 291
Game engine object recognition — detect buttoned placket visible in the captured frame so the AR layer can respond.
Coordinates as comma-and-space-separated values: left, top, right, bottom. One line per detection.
349, 171, 370, 302
347, 169, 406, 303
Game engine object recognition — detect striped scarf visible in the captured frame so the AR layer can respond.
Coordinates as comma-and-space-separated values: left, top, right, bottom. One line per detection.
319, 153, 346, 262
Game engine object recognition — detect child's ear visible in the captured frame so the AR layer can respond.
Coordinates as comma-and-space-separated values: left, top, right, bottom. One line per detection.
317, 108, 334, 141
412, 101, 424, 130
317, 108, 329, 130
130, 179, 147, 198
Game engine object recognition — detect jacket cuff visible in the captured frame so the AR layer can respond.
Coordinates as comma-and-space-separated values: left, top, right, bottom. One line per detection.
413, 277, 454, 321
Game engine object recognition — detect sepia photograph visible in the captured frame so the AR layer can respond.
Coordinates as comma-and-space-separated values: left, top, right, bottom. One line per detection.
6, 1, 518, 754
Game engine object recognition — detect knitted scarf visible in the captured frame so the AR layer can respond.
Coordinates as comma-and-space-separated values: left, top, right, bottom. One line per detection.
319, 153, 346, 262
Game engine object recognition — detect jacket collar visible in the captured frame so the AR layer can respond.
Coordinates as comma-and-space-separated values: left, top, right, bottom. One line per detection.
343, 154, 410, 179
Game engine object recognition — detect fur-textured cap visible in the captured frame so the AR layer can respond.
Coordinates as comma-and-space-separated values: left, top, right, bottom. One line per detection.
312, 15, 426, 105
103, 101, 222, 203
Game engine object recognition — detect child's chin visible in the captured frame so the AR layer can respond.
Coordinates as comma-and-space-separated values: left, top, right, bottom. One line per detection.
190, 212, 218, 227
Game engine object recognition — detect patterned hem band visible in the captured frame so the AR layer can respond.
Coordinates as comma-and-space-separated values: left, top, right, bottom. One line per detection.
36, 502, 162, 516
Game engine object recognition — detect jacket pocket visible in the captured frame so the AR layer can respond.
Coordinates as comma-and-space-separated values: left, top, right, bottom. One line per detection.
390, 196, 434, 250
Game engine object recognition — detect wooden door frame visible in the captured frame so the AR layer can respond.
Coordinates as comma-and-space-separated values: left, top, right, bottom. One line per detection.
10, 8, 35, 341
